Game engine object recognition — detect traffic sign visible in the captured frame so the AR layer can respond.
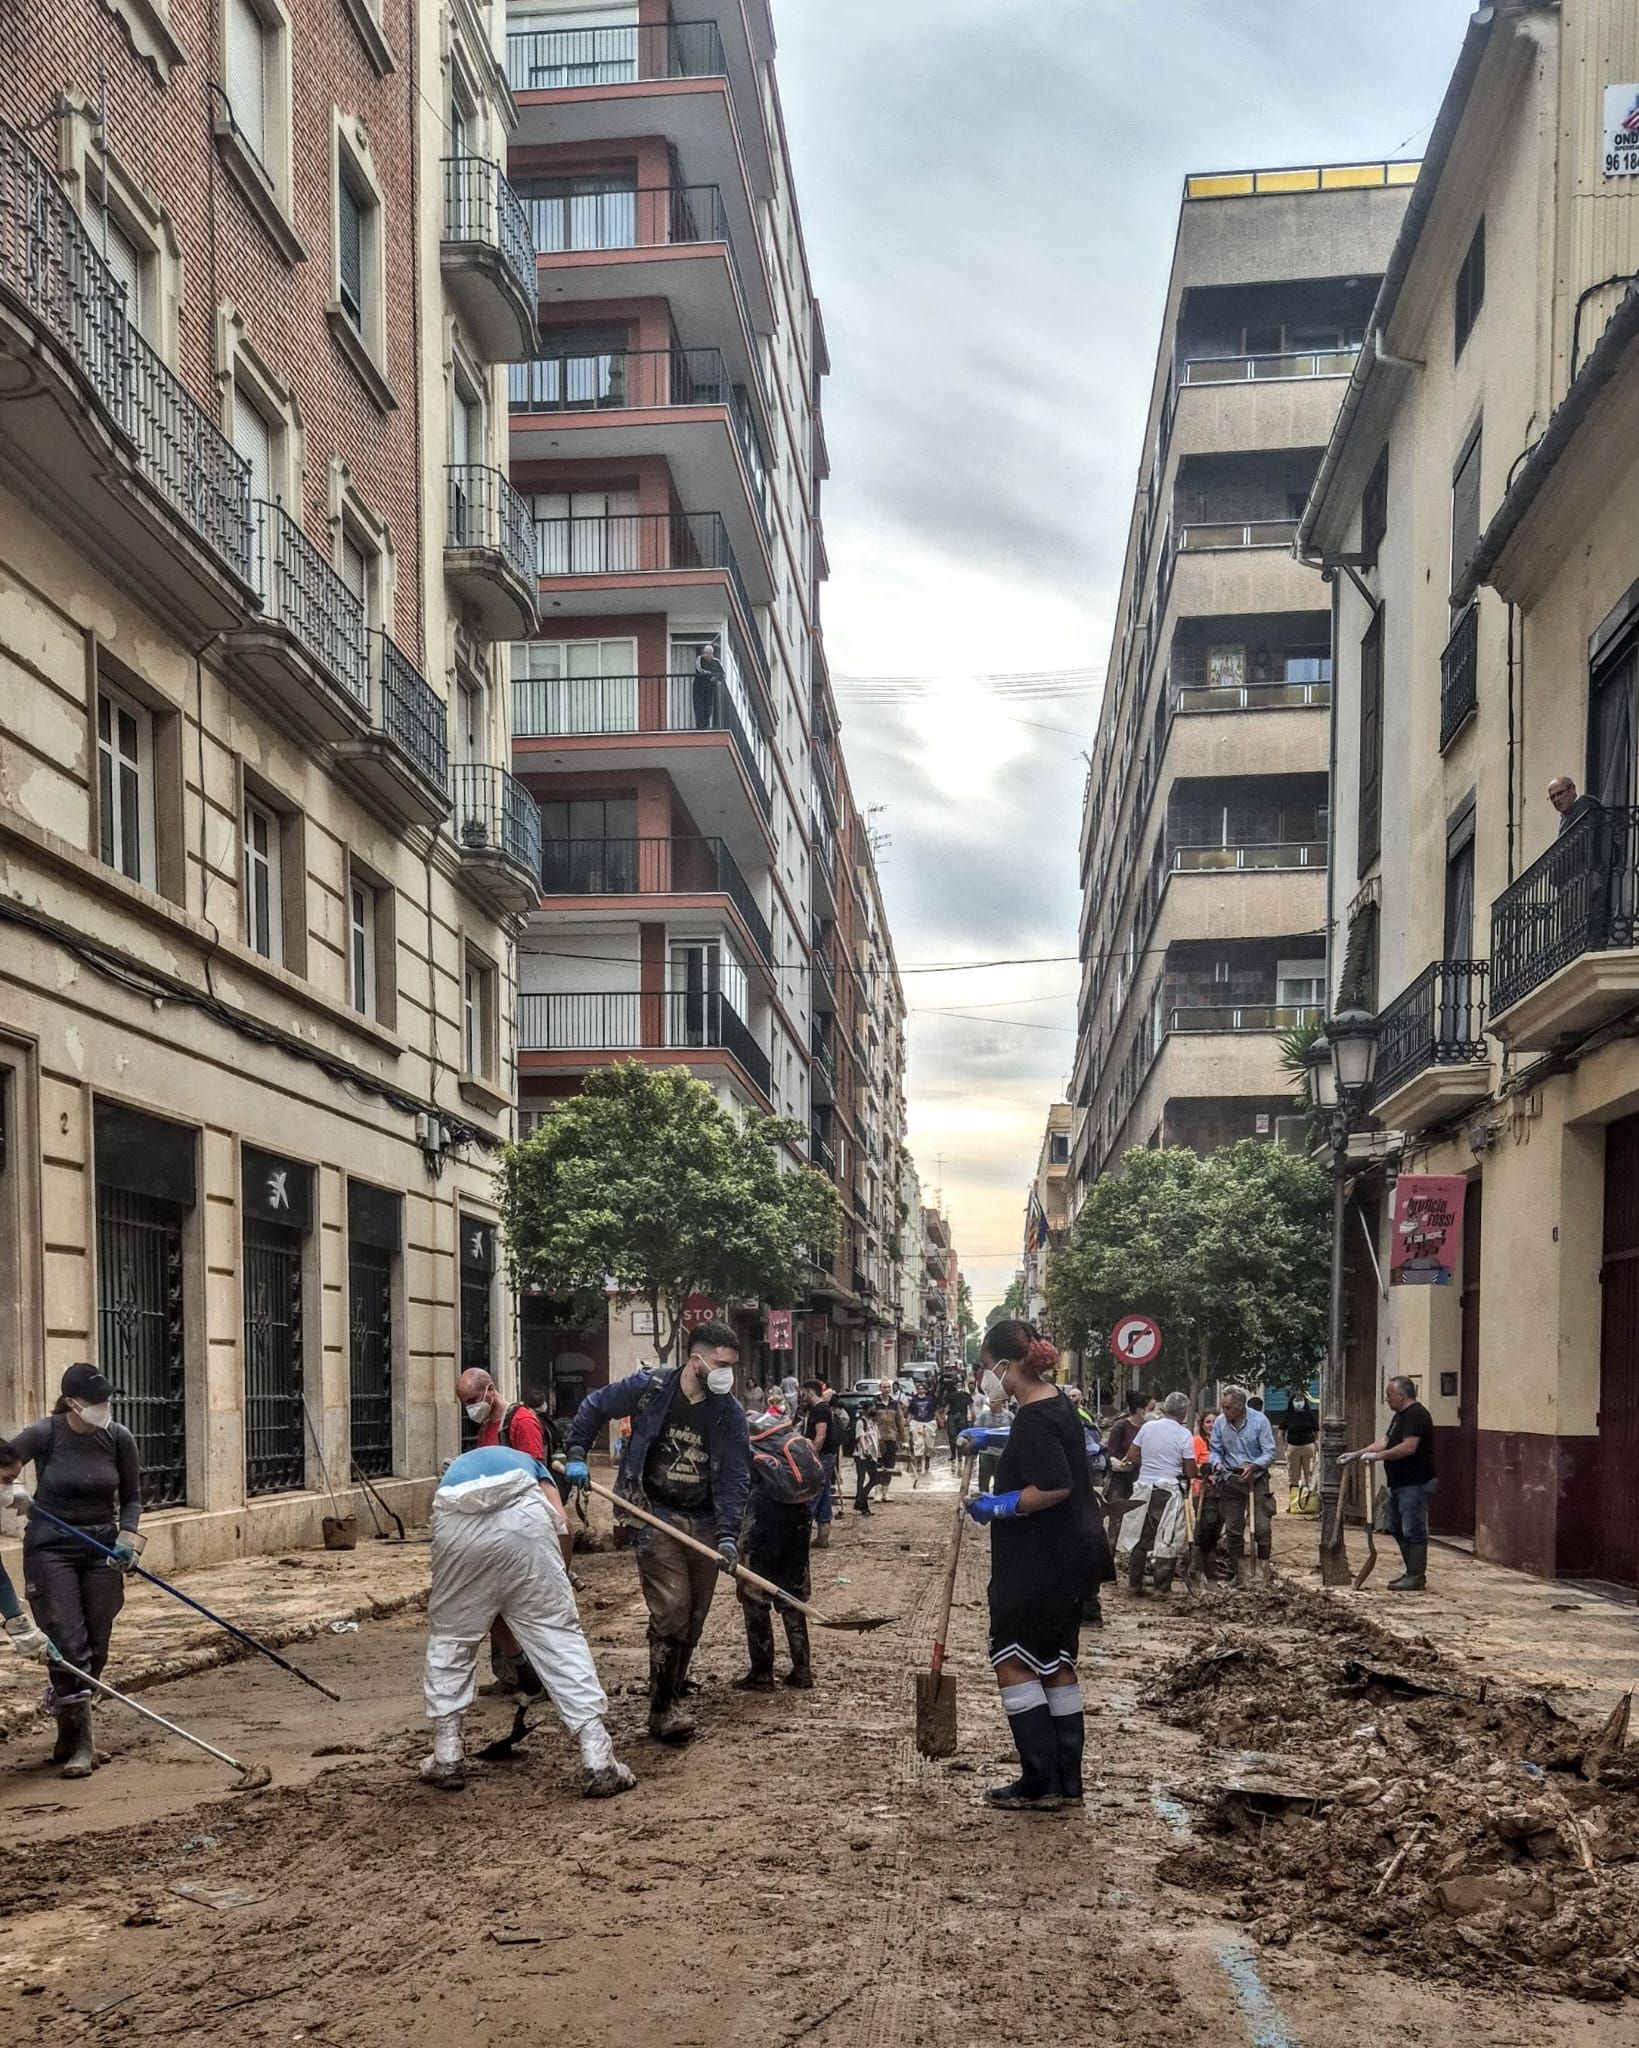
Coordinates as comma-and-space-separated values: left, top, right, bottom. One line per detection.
1110, 1313, 1162, 1369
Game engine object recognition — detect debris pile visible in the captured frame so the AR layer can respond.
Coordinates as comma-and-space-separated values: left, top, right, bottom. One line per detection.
1148, 1592, 1639, 2002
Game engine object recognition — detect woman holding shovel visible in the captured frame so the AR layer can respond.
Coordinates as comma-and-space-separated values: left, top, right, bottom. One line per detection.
958, 1321, 1108, 1812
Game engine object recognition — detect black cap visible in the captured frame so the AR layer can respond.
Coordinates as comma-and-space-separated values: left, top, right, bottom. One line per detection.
61, 1363, 113, 1404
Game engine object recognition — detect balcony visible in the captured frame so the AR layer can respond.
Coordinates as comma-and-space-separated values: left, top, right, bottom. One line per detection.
440, 157, 538, 362
511, 346, 770, 565
1170, 840, 1326, 873
809, 1124, 836, 1176
1180, 347, 1359, 385
1171, 671, 1331, 716
516, 987, 771, 1099
446, 465, 536, 638
537, 834, 772, 964
333, 634, 452, 829
225, 501, 371, 744
450, 762, 542, 916
811, 1030, 836, 1103
811, 921, 836, 1011
1178, 519, 1300, 552
1168, 1003, 1323, 1033
519, 181, 769, 371
1440, 600, 1479, 752
0, 114, 254, 634
1371, 962, 1491, 1132
533, 508, 767, 640
1489, 806, 1639, 1048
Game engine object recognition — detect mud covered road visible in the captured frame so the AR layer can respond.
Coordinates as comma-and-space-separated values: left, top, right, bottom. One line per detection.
0, 1473, 1633, 2047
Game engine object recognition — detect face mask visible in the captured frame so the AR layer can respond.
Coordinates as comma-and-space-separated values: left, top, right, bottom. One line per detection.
0, 1483, 19, 1507
464, 1401, 492, 1423
76, 1403, 112, 1430
705, 1367, 736, 1397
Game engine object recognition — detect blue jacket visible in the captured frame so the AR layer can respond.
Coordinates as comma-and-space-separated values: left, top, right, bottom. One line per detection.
568, 1368, 751, 1544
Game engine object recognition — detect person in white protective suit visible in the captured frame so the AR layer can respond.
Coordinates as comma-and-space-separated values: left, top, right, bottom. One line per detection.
421, 1443, 635, 1796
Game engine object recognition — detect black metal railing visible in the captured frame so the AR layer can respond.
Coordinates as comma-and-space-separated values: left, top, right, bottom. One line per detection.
448, 463, 535, 590
516, 988, 769, 1095
1491, 806, 1639, 1014
509, 345, 766, 509
507, 19, 726, 90
852, 1188, 869, 1222
510, 671, 772, 815
812, 922, 836, 993
250, 500, 370, 708
0, 114, 252, 585
532, 508, 758, 631
810, 1127, 836, 1175
811, 1030, 836, 1082
441, 156, 538, 312
451, 761, 543, 876
1373, 961, 1490, 1103
518, 180, 751, 318
538, 835, 772, 961
1440, 599, 1479, 750
375, 633, 449, 794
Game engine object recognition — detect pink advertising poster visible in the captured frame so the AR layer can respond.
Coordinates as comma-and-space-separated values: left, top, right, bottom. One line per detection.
1390, 1176, 1468, 1287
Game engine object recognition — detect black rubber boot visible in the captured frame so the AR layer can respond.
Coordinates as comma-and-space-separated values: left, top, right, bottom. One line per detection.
1388, 1542, 1428, 1592
51, 1699, 85, 1765
1052, 1706, 1085, 1803
734, 1607, 777, 1690
59, 1700, 96, 1780
648, 1639, 697, 1741
782, 1611, 814, 1689
988, 1704, 1064, 1812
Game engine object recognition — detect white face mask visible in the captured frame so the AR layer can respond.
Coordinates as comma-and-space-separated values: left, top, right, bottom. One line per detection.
705, 1367, 736, 1397
464, 1401, 492, 1423
76, 1402, 112, 1430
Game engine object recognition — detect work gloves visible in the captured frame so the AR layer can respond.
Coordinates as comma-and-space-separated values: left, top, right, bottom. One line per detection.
716, 1538, 740, 1576
3, 1615, 56, 1662
563, 1458, 591, 1489
109, 1534, 145, 1574
964, 1490, 1023, 1525
955, 1428, 1010, 1455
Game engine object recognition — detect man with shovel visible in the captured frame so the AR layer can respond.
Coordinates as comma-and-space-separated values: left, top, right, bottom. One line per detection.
564, 1322, 751, 1743
1210, 1386, 1278, 1589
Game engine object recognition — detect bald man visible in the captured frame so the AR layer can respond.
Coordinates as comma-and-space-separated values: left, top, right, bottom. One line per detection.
457, 1367, 547, 1464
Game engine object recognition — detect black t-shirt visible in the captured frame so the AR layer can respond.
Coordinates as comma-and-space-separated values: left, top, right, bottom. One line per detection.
643, 1378, 713, 1511
944, 1389, 972, 1428
1385, 1401, 1434, 1488
803, 1403, 836, 1455
1284, 1401, 1318, 1447
989, 1393, 1100, 1603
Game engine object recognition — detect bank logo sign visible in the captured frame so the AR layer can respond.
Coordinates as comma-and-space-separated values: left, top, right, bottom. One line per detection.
1606, 86, 1639, 178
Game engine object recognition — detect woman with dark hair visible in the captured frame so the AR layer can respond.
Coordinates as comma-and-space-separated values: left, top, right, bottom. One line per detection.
958, 1320, 1111, 1811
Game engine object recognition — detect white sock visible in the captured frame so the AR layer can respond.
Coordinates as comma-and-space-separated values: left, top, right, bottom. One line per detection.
1046, 1684, 1084, 1718
1000, 1679, 1048, 1717
577, 1720, 614, 1772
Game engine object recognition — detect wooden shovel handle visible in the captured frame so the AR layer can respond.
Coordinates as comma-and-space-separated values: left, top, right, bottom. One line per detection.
929, 1456, 976, 1682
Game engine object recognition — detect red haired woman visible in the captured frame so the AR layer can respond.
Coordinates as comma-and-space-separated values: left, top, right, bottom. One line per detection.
958, 1320, 1110, 1811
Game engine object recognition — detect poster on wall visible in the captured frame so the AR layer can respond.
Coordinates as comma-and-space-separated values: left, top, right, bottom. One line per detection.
1605, 85, 1639, 178
1389, 1175, 1467, 1287
767, 1309, 794, 1352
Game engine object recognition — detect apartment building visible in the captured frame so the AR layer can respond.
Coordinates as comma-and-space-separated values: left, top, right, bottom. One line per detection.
1301, 1, 1639, 1586
1021, 1102, 1072, 1328
0, 0, 536, 1565
1070, 163, 1413, 1198
497, 1, 911, 1398
920, 1205, 958, 1370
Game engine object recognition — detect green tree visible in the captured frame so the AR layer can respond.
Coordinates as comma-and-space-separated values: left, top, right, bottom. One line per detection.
985, 1277, 1026, 1329
498, 1063, 840, 1361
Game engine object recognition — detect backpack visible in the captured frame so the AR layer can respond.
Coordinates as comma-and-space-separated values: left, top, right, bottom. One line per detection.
833, 1403, 858, 1458
750, 1421, 825, 1506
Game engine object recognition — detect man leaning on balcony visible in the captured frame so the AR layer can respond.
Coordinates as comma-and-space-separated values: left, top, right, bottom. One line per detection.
1548, 774, 1601, 837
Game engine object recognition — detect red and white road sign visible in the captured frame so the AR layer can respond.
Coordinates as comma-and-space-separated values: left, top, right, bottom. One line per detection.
1110, 1313, 1162, 1369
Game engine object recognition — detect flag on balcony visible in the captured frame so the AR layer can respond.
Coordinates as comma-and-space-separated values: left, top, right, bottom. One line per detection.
1025, 1189, 1049, 1254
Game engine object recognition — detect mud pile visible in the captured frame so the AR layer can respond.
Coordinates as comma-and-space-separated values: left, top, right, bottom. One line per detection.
1147, 1588, 1639, 2002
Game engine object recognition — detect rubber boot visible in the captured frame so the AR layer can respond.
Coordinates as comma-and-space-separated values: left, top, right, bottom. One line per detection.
50, 1692, 90, 1765
1234, 1553, 1253, 1591
648, 1640, 697, 1743
419, 1712, 465, 1790
578, 1719, 637, 1798
988, 1703, 1064, 1812
734, 1606, 777, 1691
1388, 1542, 1428, 1592
782, 1611, 814, 1690
59, 1700, 96, 1780
674, 1640, 700, 1699
1051, 1705, 1086, 1803
813, 1524, 831, 1550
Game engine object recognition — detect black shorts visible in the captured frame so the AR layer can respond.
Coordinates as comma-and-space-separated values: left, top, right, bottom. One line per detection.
986, 1587, 1083, 1677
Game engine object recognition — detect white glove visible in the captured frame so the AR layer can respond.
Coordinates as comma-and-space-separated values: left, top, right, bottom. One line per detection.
0, 1485, 31, 1528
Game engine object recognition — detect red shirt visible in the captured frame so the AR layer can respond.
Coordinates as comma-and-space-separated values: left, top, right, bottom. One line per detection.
477, 1403, 546, 1464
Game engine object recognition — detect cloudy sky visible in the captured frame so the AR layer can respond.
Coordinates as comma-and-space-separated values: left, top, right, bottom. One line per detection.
775, 0, 1477, 1310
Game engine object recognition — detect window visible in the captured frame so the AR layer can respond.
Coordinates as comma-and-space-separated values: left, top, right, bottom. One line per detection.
1455, 220, 1485, 360
349, 881, 376, 1014
1451, 425, 1483, 605
531, 487, 639, 575
97, 683, 154, 885
1358, 607, 1384, 876
1048, 1132, 1070, 1166
225, 0, 270, 167
511, 637, 638, 736
462, 955, 495, 1079
88, 196, 147, 332
231, 382, 278, 507
1360, 444, 1389, 568
1276, 959, 1326, 1009
331, 126, 387, 395
540, 796, 638, 891
454, 676, 486, 765
244, 797, 283, 961
336, 514, 383, 629
1587, 619, 1638, 810
338, 174, 365, 327
1444, 801, 1477, 962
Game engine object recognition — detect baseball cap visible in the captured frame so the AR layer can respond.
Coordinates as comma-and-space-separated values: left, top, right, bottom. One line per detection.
61, 1363, 114, 1404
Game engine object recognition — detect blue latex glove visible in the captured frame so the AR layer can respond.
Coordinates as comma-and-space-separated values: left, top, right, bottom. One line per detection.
964, 1490, 1023, 1526
716, 1538, 740, 1575
563, 1458, 590, 1489
956, 1428, 1010, 1454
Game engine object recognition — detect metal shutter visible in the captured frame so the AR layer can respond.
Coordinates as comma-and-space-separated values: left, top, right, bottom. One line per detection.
225, 0, 268, 164
338, 175, 364, 325
233, 388, 273, 505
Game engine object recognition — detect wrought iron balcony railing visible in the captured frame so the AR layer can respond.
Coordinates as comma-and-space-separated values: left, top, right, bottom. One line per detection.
515, 988, 770, 1095
511, 670, 771, 816
1440, 599, 1479, 751
441, 157, 538, 313
448, 463, 535, 588
532, 508, 758, 635
1491, 806, 1639, 1015
250, 500, 370, 708
0, 114, 252, 585
538, 834, 772, 962
507, 19, 726, 91
1372, 961, 1490, 1105
374, 633, 449, 794
451, 761, 542, 876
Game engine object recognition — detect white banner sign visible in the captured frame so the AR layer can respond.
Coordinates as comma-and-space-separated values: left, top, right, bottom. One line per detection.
1605, 85, 1639, 178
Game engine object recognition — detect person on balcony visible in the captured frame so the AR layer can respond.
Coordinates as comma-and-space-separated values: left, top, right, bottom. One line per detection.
1548, 775, 1601, 837
693, 639, 725, 729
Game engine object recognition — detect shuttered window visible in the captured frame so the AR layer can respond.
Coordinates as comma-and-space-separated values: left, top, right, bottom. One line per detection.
232, 387, 274, 505
91, 199, 145, 332
225, 0, 269, 165
1451, 425, 1482, 607
1358, 607, 1384, 877
338, 174, 364, 326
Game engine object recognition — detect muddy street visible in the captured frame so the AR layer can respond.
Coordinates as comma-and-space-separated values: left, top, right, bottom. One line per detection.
0, 1476, 1633, 2048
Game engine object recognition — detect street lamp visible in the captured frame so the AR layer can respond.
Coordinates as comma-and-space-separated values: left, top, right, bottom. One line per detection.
1314, 1007, 1379, 1586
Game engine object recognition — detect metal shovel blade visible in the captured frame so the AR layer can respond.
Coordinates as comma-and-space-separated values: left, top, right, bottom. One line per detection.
915, 1671, 959, 1760
476, 1703, 533, 1762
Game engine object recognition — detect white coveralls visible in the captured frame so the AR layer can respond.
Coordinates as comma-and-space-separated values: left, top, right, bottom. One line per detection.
423, 1465, 609, 1746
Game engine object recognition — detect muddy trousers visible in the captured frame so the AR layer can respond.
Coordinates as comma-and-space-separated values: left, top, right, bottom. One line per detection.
1127, 1487, 1180, 1593
24, 1528, 124, 1699
633, 1518, 720, 1656
1218, 1477, 1274, 1562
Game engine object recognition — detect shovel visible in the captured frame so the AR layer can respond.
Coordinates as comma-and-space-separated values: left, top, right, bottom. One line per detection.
1320, 1456, 1354, 1588
578, 1476, 893, 1632
915, 1455, 974, 1759
1353, 1458, 1381, 1590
